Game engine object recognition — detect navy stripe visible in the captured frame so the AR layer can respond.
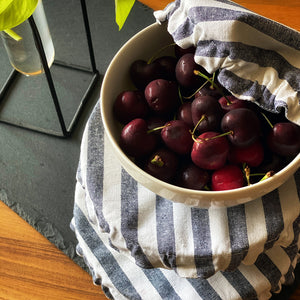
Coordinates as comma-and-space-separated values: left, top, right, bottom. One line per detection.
172, 6, 300, 50
222, 269, 258, 299
141, 268, 182, 300
218, 70, 288, 114
191, 208, 215, 278
187, 277, 222, 299
86, 101, 110, 232
120, 169, 153, 268
226, 205, 249, 271
156, 195, 177, 269
195, 40, 300, 92
262, 189, 284, 250
74, 204, 142, 300
255, 253, 282, 292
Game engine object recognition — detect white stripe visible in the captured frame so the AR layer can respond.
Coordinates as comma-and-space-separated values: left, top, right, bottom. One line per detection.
276, 176, 300, 247
243, 198, 267, 265
238, 264, 272, 300
208, 207, 232, 271
75, 232, 129, 300
160, 268, 203, 300
137, 184, 165, 268
265, 245, 291, 290
207, 272, 242, 300
102, 133, 128, 252
173, 202, 197, 278
76, 187, 162, 300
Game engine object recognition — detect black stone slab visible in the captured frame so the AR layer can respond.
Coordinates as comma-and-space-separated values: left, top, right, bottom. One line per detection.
0, 0, 154, 268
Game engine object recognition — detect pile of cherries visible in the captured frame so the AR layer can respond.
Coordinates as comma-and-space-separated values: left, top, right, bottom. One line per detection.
113, 43, 300, 191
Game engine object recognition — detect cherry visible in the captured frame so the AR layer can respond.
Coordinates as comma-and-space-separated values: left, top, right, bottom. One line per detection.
191, 95, 224, 134
174, 45, 196, 58
176, 162, 209, 190
143, 147, 179, 183
195, 84, 223, 99
228, 140, 264, 167
211, 164, 245, 191
175, 53, 208, 89
177, 102, 194, 128
221, 108, 261, 147
267, 122, 300, 157
119, 118, 158, 158
161, 120, 193, 155
191, 131, 230, 170
153, 56, 178, 81
218, 95, 249, 113
113, 90, 149, 124
144, 79, 180, 115
130, 59, 163, 90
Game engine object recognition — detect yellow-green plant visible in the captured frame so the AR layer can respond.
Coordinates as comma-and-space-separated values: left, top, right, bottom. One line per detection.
115, 0, 135, 30
0, 0, 38, 40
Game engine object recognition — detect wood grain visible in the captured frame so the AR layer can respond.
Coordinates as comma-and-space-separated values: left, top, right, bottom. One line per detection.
0, 200, 106, 300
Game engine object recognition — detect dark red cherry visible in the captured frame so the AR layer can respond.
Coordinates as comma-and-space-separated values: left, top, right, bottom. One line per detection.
228, 140, 264, 167
175, 53, 208, 89
218, 95, 249, 113
130, 59, 163, 90
191, 131, 230, 170
191, 96, 224, 134
161, 120, 193, 155
176, 162, 209, 190
174, 45, 196, 58
153, 56, 178, 81
113, 90, 149, 124
221, 108, 261, 147
119, 118, 158, 158
211, 165, 245, 191
144, 79, 180, 115
177, 102, 194, 128
267, 122, 300, 157
143, 148, 179, 183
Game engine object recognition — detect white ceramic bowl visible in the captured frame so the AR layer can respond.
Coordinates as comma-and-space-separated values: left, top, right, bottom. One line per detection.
100, 22, 300, 208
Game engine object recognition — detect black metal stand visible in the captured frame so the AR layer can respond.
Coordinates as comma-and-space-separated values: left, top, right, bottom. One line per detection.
0, 0, 100, 138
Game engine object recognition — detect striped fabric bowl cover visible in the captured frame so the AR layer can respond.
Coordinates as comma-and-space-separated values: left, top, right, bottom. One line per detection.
71, 1, 300, 299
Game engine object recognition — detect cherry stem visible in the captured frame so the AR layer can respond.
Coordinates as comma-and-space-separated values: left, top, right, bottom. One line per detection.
151, 155, 164, 167
193, 70, 231, 103
183, 80, 209, 100
244, 165, 251, 186
260, 112, 274, 129
259, 171, 275, 181
147, 124, 168, 134
147, 43, 176, 64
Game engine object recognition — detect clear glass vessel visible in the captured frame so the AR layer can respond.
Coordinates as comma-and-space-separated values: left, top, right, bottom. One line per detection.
0, 0, 55, 76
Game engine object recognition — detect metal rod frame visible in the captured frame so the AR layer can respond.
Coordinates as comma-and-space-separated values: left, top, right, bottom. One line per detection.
0, 0, 100, 138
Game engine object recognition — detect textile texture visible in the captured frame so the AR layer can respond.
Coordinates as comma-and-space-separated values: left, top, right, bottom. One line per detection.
71, 0, 300, 299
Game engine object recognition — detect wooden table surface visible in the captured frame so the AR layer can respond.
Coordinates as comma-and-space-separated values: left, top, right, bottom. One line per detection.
0, 1, 299, 299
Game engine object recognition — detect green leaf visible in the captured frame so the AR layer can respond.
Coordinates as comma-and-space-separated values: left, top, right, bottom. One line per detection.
0, 0, 38, 31
115, 0, 135, 31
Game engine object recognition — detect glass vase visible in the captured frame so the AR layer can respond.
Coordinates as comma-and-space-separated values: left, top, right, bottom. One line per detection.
0, 0, 55, 76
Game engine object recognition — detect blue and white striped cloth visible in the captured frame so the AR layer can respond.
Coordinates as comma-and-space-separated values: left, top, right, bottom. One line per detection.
71, 0, 300, 298
71, 100, 300, 299
154, 0, 300, 126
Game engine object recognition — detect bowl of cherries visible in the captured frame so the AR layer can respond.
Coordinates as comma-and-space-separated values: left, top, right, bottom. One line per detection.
100, 22, 300, 208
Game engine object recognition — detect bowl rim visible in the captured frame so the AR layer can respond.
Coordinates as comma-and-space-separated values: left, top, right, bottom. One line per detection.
100, 22, 300, 205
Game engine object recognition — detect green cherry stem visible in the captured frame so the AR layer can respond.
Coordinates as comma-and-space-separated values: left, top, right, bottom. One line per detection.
260, 112, 274, 129
182, 80, 209, 100
151, 155, 164, 167
147, 43, 176, 64
193, 70, 231, 103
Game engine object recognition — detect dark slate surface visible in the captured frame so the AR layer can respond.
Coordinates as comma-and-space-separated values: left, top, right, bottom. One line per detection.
0, 0, 154, 268
0, 0, 298, 298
